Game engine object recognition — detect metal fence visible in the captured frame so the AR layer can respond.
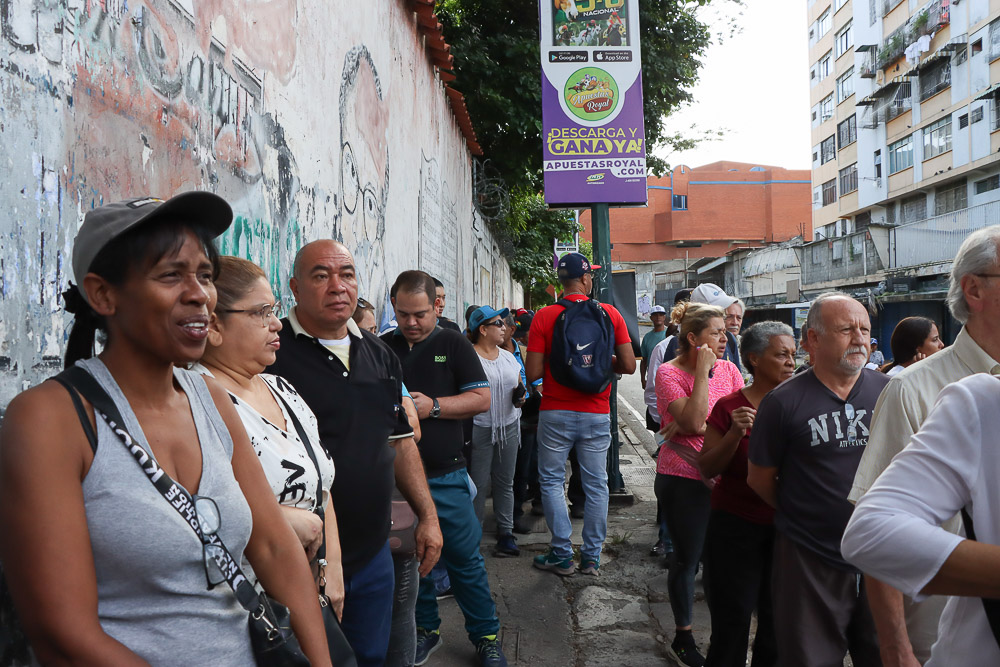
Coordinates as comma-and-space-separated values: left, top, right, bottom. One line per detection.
802, 231, 886, 286
890, 200, 1000, 268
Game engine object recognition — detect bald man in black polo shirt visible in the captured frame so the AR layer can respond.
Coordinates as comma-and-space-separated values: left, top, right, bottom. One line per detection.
267, 240, 442, 667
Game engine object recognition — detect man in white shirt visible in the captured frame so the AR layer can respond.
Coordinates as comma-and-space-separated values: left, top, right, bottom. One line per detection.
848, 225, 1000, 666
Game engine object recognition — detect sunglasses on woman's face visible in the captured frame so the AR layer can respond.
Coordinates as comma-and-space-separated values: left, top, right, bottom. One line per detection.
485, 319, 505, 329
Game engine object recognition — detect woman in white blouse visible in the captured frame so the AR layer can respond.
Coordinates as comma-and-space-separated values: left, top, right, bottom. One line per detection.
196, 256, 343, 616
468, 305, 525, 558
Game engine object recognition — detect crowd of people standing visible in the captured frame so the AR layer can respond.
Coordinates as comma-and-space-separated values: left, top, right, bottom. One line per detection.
3, 190, 1000, 667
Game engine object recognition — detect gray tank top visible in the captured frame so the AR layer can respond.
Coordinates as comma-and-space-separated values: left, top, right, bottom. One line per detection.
76, 358, 254, 665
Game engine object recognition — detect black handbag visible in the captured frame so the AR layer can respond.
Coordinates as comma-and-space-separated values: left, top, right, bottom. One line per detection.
274, 390, 359, 667
54, 367, 309, 667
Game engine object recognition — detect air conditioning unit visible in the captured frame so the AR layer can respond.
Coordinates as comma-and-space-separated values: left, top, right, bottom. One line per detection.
888, 276, 918, 293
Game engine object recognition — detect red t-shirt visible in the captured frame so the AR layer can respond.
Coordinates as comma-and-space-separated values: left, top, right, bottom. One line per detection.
527, 295, 631, 414
706, 390, 775, 525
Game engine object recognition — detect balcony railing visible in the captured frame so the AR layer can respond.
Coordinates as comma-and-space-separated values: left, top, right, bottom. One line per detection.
890, 201, 1000, 269
802, 230, 887, 287
877, 0, 950, 69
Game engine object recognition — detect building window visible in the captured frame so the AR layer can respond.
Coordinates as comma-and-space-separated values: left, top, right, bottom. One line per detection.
874, 149, 882, 178
821, 135, 837, 164
836, 21, 853, 58
901, 194, 927, 223
821, 94, 835, 122
813, 185, 823, 210
672, 194, 688, 210
822, 179, 837, 206
819, 51, 832, 81
888, 135, 913, 174
838, 115, 857, 148
993, 96, 1000, 132
817, 9, 832, 39
975, 175, 1000, 194
972, 107, 984, 124
935, 181, 967, 215
919, 60, 951, 101
991, 19, 1000, 61
840, 163, 858, 195
959, 113, 969, 129
836, 0, 849, 11
836, 67, 855, 103
923, 116, 953, 159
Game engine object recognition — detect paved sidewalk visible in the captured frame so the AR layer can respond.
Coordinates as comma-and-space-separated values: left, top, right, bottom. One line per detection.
424, 388, 711, 666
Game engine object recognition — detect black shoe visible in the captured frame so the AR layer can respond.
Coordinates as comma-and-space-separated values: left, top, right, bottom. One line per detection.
649, 540, 668, 557
435, 586, 453, 600
495, 534, 520, 557
569, 504, 585, 519
415, 628, 443, 665
475, 635, 508, 667
667, 640, 705, 667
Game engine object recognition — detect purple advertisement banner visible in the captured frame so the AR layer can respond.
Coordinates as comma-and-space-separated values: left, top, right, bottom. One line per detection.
540, 0, 647, 207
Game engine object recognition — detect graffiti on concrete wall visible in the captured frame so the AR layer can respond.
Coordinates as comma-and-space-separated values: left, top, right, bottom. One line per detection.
418, 153, 460, 322
0, 0, 522, 412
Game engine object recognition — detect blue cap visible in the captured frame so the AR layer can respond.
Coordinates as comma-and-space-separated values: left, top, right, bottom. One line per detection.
469, 306, 510, 332
557, 252, 601, 280
871, 338, 878, 345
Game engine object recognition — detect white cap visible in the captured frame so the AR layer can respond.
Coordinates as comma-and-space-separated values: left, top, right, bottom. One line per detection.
650, 305, 667, 314
690, 283, 738, 309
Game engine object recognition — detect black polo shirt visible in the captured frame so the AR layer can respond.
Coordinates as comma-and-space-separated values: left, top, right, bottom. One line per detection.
266, 310, 411, 576
382, 327, 489, 478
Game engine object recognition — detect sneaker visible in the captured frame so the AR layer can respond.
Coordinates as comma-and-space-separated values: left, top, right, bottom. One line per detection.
495, 534, 520, 557
666, 640, 705, 667
475, 635, 509, 667
578, 557, 600, 576
414, 628, 443, 666
532, 549, 575, 576
649, 540, 668, 557
435, 586, 453, 600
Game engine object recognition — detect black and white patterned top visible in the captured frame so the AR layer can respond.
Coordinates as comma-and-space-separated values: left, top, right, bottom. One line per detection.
193, 365, 335, 511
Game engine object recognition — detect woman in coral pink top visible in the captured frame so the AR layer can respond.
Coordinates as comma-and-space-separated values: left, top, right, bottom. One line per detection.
654, 301, 744, 667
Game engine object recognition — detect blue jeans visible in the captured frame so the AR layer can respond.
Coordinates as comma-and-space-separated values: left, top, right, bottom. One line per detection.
537, 410, 612, 561
416, 469, 500, 642
340, 540, 395, 667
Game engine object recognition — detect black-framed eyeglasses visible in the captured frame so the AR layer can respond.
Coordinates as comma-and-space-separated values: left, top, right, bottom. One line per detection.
193, 495, 227, 588
222, 300, 283, 327
844, 402, 857, 443
485, 319, 505, 329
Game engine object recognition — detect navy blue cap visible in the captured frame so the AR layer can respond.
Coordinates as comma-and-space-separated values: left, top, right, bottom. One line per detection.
557, 252, 601, 280
469, 306, 510, 332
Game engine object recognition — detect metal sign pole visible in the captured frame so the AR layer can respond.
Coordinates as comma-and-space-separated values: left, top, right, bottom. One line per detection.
591, 203, 624, 493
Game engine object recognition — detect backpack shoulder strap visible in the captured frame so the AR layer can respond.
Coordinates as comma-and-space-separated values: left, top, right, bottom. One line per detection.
51, 366, 99, 453
962, 508, 1000, 649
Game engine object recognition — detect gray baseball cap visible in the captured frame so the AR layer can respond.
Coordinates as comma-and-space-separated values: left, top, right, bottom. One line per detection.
72, 192, 233, 293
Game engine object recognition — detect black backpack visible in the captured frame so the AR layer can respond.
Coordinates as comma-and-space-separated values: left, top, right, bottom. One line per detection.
549, 298, 615, 394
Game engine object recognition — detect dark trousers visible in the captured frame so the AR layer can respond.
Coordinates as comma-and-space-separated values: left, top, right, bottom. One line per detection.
771, 531, 880, 667
341, 540, 396, 667
385, 555, 419, 667
655, 473, 711, 629
704, 510, 777, 667
513, 427, 539, 517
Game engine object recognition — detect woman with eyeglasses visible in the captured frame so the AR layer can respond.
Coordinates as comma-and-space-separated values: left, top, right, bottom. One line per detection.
467, 306, 526, 558
0, 194, 331, 665
193, 255, 344, 618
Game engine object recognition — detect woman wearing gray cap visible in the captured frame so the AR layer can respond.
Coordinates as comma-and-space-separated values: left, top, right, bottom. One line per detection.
0, 193, 331, 666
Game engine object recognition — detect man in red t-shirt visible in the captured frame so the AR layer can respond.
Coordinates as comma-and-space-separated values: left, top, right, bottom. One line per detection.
525, 253, 635, 576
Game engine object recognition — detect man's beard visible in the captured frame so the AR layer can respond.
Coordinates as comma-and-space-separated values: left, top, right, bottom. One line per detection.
838, 345, 867, 373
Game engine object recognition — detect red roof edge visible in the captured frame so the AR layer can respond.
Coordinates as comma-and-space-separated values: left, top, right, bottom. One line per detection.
406, 0, 481, 156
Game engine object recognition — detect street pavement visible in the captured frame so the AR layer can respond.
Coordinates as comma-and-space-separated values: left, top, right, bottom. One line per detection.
426, 333, 714, 666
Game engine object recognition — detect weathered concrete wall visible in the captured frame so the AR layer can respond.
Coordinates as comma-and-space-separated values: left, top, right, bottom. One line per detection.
0, 0, 520, 409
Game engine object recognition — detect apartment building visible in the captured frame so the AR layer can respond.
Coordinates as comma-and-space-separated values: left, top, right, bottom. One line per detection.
809, 0, 1000, 245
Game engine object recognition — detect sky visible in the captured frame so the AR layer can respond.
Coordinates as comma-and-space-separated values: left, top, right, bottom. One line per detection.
654, 0, 812, 172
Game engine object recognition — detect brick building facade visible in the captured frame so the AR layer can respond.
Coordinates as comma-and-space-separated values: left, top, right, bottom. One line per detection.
579, 161, 812, 263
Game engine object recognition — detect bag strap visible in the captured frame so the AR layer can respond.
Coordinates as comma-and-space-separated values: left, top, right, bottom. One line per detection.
271, 386, 331, 594
51, 374, 99, 453
961, 508, 1000, 649
56, 366, 261, 613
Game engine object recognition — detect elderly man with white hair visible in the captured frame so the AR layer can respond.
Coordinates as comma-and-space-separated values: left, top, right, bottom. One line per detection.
845, 225, 1000, 667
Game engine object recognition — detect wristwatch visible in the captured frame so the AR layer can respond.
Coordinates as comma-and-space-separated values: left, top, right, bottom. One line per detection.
429, 397, 441, 419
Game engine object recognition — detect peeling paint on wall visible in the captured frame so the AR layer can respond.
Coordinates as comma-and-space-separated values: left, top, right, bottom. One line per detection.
0, 0, 521, 412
